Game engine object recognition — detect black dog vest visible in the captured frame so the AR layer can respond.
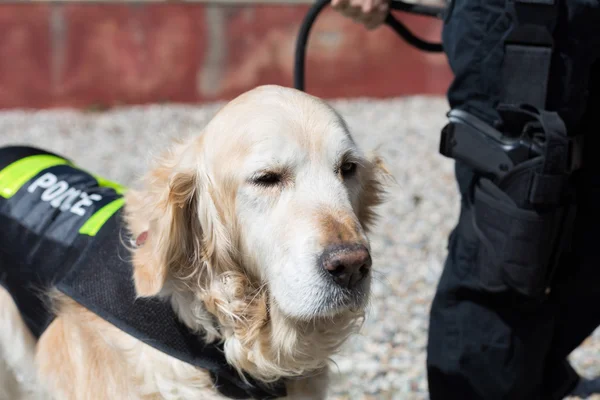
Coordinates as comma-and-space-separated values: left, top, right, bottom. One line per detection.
0, 145, 286, 399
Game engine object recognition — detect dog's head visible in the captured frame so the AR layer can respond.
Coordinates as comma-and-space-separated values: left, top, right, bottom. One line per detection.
125, 85, 388, 382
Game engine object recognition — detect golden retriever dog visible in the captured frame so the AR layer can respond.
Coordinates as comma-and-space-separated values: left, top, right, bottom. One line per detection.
0, 85, 388, 399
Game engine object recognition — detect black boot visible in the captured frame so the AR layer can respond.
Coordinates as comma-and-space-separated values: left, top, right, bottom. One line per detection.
570, 376, 600, 398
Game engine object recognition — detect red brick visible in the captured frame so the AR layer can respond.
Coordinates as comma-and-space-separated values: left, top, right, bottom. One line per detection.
0, 4, 453, 109
207, 6, 453, 101
0, 4, 53, 109
55, 4, 207, 108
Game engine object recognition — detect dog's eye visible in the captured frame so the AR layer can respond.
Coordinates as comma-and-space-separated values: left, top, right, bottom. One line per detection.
340, 162, 357, 178
252, 172, 282, 187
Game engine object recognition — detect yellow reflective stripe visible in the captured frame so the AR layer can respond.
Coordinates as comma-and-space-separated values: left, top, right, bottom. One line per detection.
79, 197, 125, 236
0, 155, 69, 199
0, 152, 127, 236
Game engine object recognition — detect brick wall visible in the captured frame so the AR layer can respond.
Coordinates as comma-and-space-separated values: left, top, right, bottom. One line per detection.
0, 2, 453, 109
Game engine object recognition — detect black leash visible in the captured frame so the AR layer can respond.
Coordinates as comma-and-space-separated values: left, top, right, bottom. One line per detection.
294, 0, 447, 91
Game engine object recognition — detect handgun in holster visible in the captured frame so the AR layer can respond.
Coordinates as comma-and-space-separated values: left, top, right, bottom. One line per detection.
438, 104, 583, 299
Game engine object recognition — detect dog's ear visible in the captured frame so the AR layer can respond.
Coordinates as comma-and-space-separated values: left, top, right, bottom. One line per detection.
356, 150, 391, 232
128, 143, 204, 297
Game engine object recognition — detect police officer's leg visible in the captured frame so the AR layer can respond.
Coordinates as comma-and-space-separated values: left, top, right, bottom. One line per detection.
426, 168, 561, 400
427, 0, 558, 398
427, 0, 600, 398
541, 57, 600, 400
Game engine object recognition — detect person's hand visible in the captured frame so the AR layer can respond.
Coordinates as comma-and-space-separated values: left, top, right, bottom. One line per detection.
331, 0, 391, 30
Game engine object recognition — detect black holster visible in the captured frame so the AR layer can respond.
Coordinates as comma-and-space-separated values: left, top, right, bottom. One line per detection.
444, 106, 582, 299
470, 171, 576, 298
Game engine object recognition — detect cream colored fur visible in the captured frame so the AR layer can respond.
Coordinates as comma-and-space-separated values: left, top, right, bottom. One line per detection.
0, 85, 388, 399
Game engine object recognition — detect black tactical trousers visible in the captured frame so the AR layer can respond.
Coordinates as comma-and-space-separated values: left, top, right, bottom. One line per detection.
426, 1, 600, 399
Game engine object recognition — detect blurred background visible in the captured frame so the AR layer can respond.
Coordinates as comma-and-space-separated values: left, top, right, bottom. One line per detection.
0, 1, 597, 399
0, 0, 451, 109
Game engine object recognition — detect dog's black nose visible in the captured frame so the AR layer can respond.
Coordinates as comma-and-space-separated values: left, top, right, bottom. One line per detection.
320, 245, 371, 289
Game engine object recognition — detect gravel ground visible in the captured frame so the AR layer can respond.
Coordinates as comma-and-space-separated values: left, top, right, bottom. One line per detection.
0, 95, 598, 399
